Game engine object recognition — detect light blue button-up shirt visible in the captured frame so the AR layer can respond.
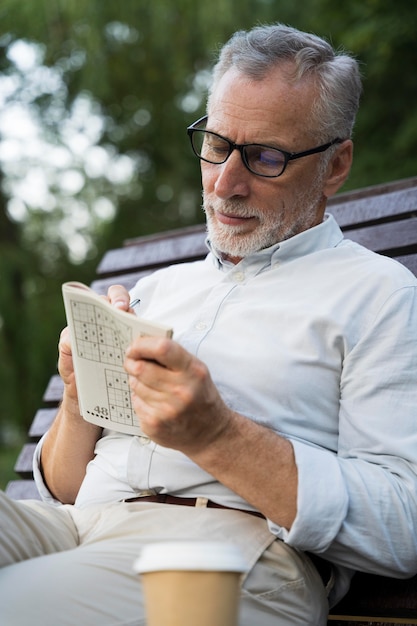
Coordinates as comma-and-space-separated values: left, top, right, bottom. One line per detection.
35, 214, 417, 593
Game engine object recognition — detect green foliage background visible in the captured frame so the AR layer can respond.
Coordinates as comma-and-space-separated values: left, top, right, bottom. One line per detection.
0, 0, 416, 486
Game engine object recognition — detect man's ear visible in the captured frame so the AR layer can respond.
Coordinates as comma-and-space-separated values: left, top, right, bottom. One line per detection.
323, 140, 353, 198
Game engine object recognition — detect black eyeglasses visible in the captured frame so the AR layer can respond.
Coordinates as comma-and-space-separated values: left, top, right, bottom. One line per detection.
187, 115, 343, 178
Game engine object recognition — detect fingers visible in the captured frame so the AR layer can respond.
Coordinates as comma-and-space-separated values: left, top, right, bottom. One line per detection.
124, 336, 227, 452
124, 336, 211, 412
107, 284, 131, 311
58, 326, 72, 357
125, 335, 169, 364
125, 335, 190, 372
124, 337, 197, 416
57, 327, 76, 386
124, 339, 184, 436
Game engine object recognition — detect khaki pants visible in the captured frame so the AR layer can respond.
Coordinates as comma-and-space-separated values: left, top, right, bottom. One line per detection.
0, 492, 329, 625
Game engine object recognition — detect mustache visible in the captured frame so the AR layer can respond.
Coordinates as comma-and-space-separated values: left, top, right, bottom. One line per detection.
203, 196, 261, 219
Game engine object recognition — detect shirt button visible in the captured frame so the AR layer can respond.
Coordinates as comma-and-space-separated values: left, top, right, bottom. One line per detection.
195, 321, 208, 331
233, 272, 245, 282
138, 435, 151, 445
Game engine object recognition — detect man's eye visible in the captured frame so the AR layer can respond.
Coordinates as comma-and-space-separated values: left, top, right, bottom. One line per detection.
254, 148, 285, 167
206, 139, 228, 153
202, 138, 230, 161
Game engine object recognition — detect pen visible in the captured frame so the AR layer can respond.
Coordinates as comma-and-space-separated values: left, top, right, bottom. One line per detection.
129, 298, 141, 308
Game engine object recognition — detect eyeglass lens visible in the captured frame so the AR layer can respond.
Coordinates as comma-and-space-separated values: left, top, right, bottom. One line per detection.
192, 130, 287, 177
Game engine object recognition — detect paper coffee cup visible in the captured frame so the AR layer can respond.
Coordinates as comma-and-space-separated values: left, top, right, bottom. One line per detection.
133, 541, 249, 626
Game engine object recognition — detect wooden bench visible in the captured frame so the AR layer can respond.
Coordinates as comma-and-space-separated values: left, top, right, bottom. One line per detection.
5, 176, 417, 625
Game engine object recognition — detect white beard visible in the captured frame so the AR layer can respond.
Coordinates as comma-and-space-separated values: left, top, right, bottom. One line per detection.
203, 176, 326, 260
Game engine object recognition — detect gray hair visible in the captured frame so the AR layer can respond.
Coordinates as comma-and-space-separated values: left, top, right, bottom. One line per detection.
208, 24, 362, 141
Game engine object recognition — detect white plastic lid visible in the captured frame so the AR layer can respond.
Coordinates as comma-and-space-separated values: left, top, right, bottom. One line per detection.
133, 541, 250, 574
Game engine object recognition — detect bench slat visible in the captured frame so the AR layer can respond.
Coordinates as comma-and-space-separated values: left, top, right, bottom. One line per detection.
342, 217, 417, 255
328, 185, 417, 228
328, 618, 417, 624
97, 230, 207, 277
14, 443, 37, 479
5, 480, 41, 500
90, 269, 155, 295
329, 571, 417, 621
28, 408, 58, 440
396, 254, 417, 275
328, 176, 417, 204
42, 375, 64, 404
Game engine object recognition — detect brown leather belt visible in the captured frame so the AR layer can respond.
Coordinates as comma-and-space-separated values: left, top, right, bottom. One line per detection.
123, 494, 266, 519
123, 493, 332, 587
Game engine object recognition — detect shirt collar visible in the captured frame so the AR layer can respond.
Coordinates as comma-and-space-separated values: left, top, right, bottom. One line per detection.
206, 214, 344, 271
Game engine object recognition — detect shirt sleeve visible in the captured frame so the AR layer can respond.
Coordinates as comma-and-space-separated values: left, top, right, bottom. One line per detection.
32, 434, 62, 505
270, 285, 417, 578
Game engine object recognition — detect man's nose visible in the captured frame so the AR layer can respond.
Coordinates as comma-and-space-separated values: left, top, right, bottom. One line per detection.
213, 149, 251, 198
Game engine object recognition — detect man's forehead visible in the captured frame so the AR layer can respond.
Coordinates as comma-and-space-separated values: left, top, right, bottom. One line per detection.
208, 66, 318, 143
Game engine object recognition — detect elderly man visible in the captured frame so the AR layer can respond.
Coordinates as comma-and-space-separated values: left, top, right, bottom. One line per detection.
1, 23, 417, 626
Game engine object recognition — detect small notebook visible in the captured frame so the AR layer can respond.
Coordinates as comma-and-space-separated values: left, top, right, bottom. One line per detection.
62, 281, 173, 435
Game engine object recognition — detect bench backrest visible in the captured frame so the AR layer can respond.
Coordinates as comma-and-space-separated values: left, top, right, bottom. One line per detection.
7, 176, 417, 499
93, 176, 417, 294
5, 176, 417, 626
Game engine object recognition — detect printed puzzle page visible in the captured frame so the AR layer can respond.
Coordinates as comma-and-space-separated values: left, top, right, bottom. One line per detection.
62, 281, 173, 436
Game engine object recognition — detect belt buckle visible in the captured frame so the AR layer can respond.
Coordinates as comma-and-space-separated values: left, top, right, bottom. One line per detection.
122, 490, 157, 502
